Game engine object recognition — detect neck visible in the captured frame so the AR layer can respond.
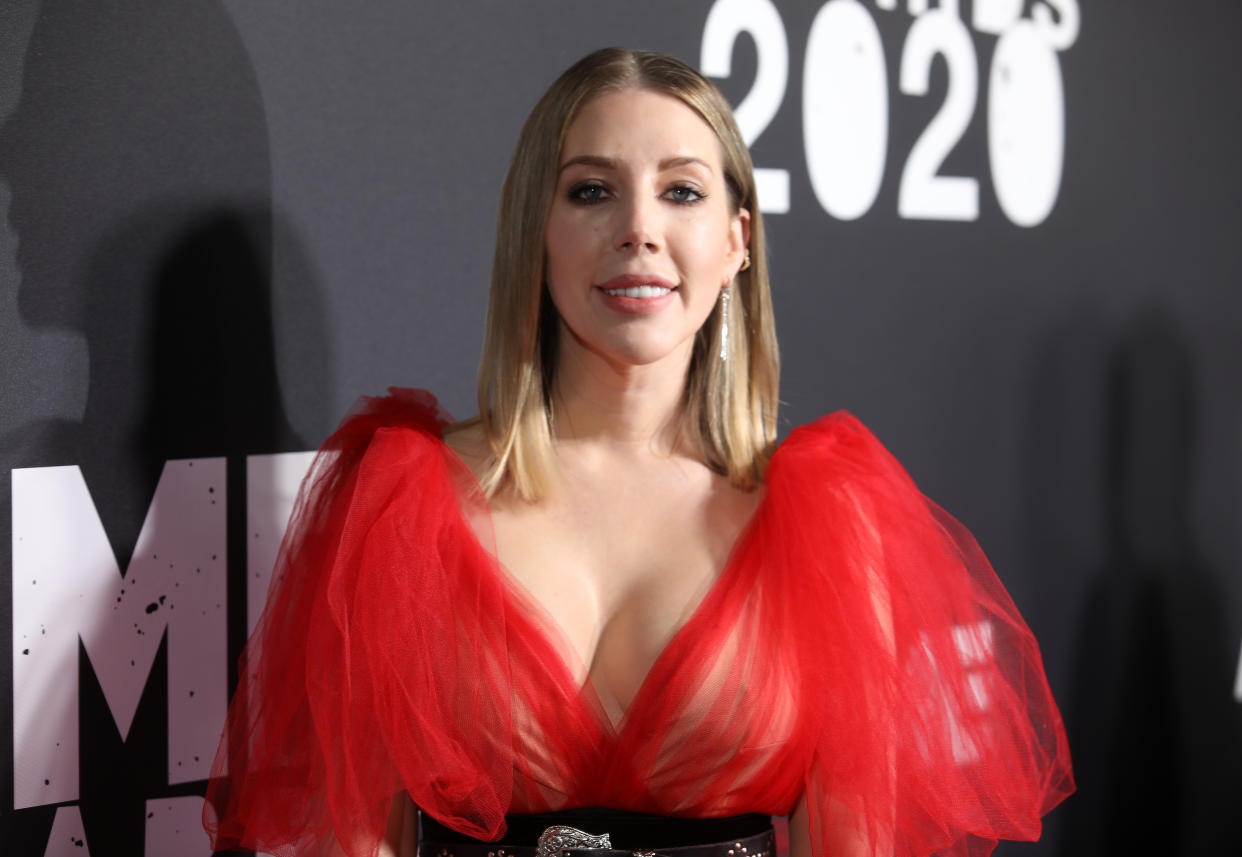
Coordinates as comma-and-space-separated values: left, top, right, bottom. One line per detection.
551, 324, 694, 457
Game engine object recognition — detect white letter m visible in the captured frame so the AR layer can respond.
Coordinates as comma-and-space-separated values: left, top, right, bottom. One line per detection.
11, 460, 226, 809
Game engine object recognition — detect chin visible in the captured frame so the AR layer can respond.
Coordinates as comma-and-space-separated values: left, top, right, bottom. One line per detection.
558, 315, 699, 372
596, 333, 695, 370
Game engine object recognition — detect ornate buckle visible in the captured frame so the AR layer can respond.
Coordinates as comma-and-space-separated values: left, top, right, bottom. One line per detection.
537, 825, 612, 857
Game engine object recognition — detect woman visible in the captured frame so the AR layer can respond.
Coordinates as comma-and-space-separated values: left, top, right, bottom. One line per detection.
206, 49, 1072, 857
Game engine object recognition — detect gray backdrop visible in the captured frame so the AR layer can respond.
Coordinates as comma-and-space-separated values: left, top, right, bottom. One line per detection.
2, 1, 1240, 855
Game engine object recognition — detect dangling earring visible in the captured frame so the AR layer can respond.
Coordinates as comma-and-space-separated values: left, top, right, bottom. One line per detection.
721, 250, 748, 361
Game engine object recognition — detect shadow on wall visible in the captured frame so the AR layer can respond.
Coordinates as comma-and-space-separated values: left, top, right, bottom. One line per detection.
1031, 307, 1242, 856
0, 0, 329, 853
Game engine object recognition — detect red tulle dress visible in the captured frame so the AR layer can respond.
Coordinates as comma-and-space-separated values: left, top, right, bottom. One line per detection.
205, 388, 1073, 857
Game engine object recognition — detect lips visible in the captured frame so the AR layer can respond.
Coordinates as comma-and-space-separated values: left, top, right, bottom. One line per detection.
594, 273, 679, 315
595, 273, 677, 294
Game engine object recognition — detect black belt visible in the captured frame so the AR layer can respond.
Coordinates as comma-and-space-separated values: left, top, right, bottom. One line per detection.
421, 809, 775, 857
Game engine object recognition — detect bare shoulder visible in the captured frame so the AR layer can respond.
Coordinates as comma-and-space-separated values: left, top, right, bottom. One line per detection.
441, 418, 493, 483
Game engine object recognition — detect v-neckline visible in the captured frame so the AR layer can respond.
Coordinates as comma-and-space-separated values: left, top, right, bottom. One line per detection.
437, 434, 770, 735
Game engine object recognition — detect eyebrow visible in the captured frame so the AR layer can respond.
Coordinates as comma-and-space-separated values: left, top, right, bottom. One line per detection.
557, 154, 715, 174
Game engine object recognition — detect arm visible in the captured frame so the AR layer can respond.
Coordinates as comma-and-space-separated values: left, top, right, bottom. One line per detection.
789, 489, 895, 857
788, 795, 811, 857
318, 792, 417, 857
788, 788, 894, 857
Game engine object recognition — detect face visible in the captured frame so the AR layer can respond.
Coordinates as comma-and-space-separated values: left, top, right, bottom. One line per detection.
544, 88, 749, 371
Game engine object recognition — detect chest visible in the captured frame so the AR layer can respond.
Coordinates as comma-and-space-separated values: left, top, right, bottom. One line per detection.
487, 465, 761, 725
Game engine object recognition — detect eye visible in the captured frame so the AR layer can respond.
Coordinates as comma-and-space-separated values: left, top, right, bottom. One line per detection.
568, 182, 610, 204
665, 184, 706, 204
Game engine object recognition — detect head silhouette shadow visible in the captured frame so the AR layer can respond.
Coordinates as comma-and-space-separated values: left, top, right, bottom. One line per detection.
0, 0, 330, 564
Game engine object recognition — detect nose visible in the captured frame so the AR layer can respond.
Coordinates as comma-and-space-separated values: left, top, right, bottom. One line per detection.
615, 193, 660, 254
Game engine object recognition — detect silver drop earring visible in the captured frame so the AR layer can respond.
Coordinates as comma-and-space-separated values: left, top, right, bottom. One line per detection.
720, 250, 749, 361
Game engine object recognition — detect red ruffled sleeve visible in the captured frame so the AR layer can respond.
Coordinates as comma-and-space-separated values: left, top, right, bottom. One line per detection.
758, 413, 1073, 857
205, 389, 513, 857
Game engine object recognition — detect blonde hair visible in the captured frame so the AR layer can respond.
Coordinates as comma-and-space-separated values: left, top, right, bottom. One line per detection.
465, 48, 779, 501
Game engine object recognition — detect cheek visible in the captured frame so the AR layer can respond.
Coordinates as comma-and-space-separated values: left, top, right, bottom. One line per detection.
543, 220, 590, 321
545, 213, 600, 275
676, 218, 733, 276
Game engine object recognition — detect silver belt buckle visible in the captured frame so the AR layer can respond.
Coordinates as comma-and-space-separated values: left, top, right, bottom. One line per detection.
537, 825, 612, 857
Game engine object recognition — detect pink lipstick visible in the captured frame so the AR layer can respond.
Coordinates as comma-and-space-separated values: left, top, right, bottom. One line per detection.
594, 274, 678, 315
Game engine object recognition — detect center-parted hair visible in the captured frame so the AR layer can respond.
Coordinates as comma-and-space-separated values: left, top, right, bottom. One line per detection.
469, 47, 779, 500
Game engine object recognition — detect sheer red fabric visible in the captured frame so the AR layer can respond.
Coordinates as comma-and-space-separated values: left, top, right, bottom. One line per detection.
205, 389, 1073, 857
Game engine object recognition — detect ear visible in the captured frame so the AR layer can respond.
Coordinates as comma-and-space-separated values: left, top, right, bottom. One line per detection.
725, 206, 752, 284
